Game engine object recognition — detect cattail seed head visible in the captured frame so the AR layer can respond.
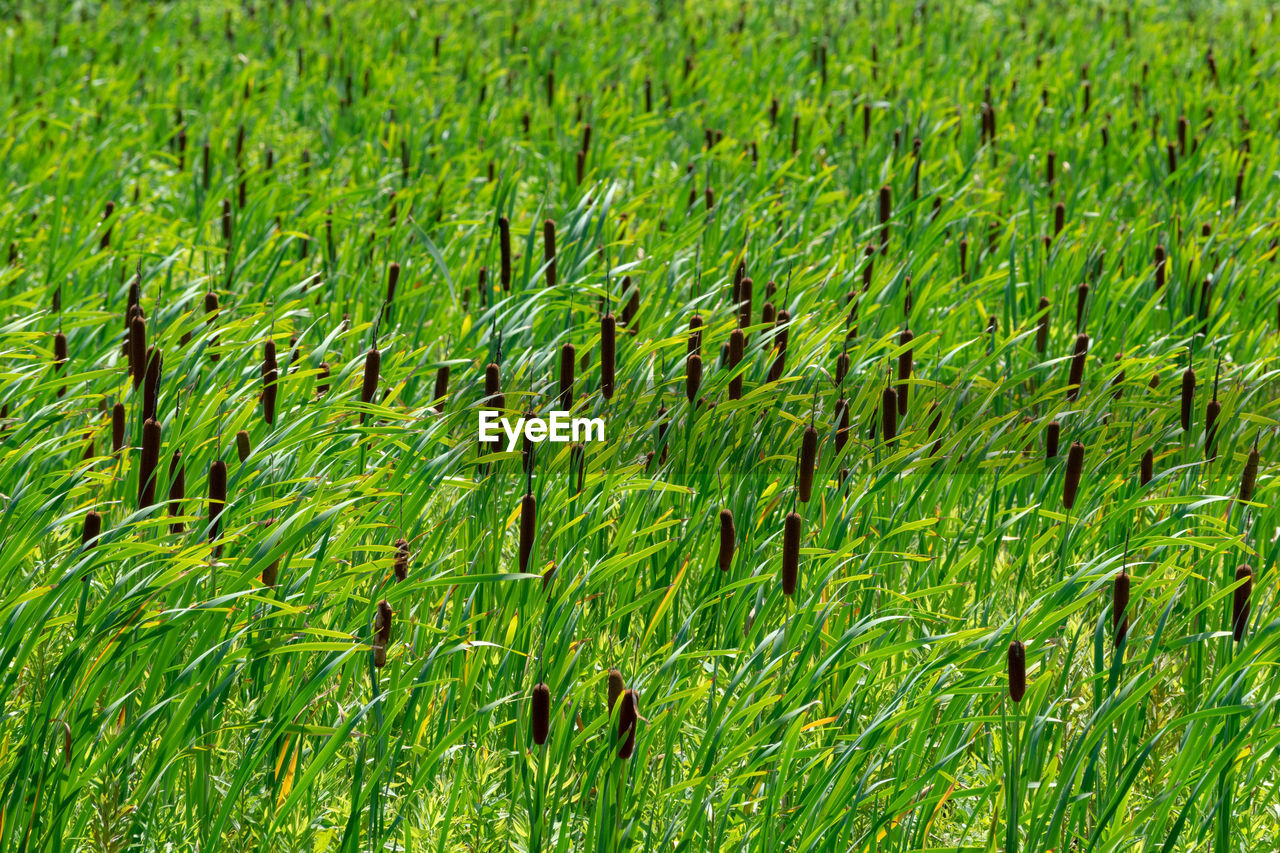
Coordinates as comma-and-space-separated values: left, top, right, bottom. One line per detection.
1113, 570, 1131, 647
688, 315, 703, 356
129, 315, 147, 389
600, 314, 616, 399
1066, 333, 1089, 401
617, 689, 639, 759
1140, 448, 1154, 486
54, 332, 68, 397
1232, 565, 1252, 642
797, 426, 818, 502
1007, 640, 1026, 703
81, 510, 102, 551
393, 537, 410, 581
143, 347, 162, 421
727, 329, 745, 400
1035, 297, 1050, 353
361, 346, 380, 405
531, 682, 551, 745
543, 219, 557, 287
373, 600, 392, 667
317, 362, 330, 397
1075, 283, 1089, 331
782, 511, 801, 596
138, 417, 161, 508
1178, 367, 1196, 432
208, 459, 227, 544
433, 365, 450, 410
718, 508, 735, 571
881, 385, 898, 446
1154, 244, 1166, 289
1046, 420, 1061, 459
737, 277, 753, 330
499, 216, 512, 291
559, 343, 575, 409
236, 429, 251, 462
767, 311, 790, 382
1239, 442, 1260, 503
1064, 441, 1085, 509
878, 185, 891, 252
685, 353, 702, 403
519, 491, 536, 573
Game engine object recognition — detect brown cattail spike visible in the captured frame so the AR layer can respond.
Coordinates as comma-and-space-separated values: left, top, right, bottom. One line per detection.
1205, 362, 1221, 460
129, 316, 147, 389
386, 262, 400, 304
1046, 420, 1061, 460
600, 314, 616, 399
878, 185, 891, 253
360, 346, 381, 417
881, 385, 898, 446
393, 538, 410, 581
543, 220, 557, 287
718, 509, 735, 571
1007, 640, 1026, 703
607, 669, 625, 713
111, 403, 126, 453
617, 689, 639, 759
685, 353, 702, 403
1232, 566, 1252, 642
208, 460, 228, 545
1036, 297, 1050, 354
499, 216, 512, 291
1064, 441, 1085, 509
138, 418, 161, 508
767, 311, 790, 382
433, 365, 450, 411
782, 511, 801, 596
1239, 439, 1260, 503
797, 426, 818, 502
81, 510, 102, 551
1140, 448, 1154, 486
1113, 571, 1130, 647
531, 683, 551, 746
559, 343, 575, 409
373, 600, 392, 667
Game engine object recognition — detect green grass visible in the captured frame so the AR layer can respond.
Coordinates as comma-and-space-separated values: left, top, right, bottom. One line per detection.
2, 0, 1279, 850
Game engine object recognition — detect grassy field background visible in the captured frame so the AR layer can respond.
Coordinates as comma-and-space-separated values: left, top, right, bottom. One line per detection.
2, 0, 1279, 850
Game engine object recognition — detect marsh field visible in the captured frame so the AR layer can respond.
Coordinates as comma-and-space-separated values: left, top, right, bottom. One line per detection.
2, 0, 1279, 850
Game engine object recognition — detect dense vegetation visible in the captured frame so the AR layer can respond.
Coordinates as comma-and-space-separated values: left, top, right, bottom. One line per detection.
2, 1, 1278, 850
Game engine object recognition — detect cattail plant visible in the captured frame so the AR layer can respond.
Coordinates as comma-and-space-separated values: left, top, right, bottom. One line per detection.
718, 509, 735, 571
393, 537, 410, 581
737, 278, 753, 330
1232, 566, 1252, 642
559, 343, 575, 409
897, 329, 913, 414
686, 353, 702, 403
727, 329, 745, 400
1114, 569, 1131, 647
208, 459, 227, 548
1205, 362, 1221, 460
138, 418, 161, 508
621, 277, 640, 332
205, 292, 221, 362
1141, 448, 1154, 486
543, 219, 557, 287
835, 396, 850, 453
360, 346, 381, 421
1180, 366, 1196, 432
168, 450, 185, 534
797, 425, 818, 501
81, 510, 102, 552
600, 313, 616, 399
262, 341, 278, 425
782, 511, 801, 596
373, 600, 392, 667
100, 200, 115, 250
881, 384, 898, 447
531, 682, 551, 745
111, 402, 126, 453
1046, 420, 1061, 460
1154, 244, 1166, 290
1064, 441, 1085, 509
433, 365, 450, 411
1066, 333, 1089, 401
1238, 437, 1260, 503
1007, 640, 1026, 703
1075, 283, 1089, 331
142, 348, 162, 421
129, 315, 147, 390
498, 218, 512, 291
617, 689, 639, 759
235, 430, 251, 463
688, 315, 703, 356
